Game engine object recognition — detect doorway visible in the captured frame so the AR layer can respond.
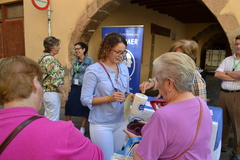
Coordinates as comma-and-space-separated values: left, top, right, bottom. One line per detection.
0, 2, 24, 58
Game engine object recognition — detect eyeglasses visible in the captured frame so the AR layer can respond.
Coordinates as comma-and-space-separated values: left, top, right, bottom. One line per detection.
113, 50, 127, 56
75, 47, 82, 51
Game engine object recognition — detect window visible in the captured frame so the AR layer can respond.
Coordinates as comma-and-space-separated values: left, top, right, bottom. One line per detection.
7, 4, 23, 18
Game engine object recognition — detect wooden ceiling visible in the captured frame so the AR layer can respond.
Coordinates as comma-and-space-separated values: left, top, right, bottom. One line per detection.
130, 0, 218, 23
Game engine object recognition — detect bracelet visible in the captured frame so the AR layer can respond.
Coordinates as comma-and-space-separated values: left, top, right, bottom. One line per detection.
226, 71, 228, 75
108, 95, 113, 102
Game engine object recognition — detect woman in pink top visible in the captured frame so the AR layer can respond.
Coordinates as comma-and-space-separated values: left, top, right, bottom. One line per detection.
0, 56, 103, 160
124, 52, 212, 160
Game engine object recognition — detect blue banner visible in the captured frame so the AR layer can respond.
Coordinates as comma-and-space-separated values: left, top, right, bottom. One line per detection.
102, 26, 144, 93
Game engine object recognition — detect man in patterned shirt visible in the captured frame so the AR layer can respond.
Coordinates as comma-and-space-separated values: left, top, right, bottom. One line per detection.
140, 39, 207, 101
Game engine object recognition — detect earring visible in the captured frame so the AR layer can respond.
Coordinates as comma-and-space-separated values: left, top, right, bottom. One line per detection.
168, 89, 171, 92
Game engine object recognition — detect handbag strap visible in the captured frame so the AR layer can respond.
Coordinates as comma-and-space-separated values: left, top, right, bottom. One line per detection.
0, 116, 42, 155
38, 54, 52, 64
38, 55, 52, 82
98, 61, 119, 92
172, 98, 203, 160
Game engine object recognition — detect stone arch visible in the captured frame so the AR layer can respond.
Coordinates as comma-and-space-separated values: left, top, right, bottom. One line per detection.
192, 23, 223, 42
69, 0, 239, 65
201, 0, 240, 51
68, 0, 129, 61
189, 23, 229, 69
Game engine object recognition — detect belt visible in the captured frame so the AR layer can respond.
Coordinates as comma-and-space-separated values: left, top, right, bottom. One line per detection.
221, 88, 240, 93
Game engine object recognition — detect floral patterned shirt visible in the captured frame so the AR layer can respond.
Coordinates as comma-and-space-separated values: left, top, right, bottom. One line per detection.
38, 53, 64, 92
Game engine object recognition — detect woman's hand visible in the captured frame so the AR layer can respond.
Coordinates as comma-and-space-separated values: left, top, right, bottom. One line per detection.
128, 93, 135, 102
111, 92, 125, 102
123, 129, 144, 160
139, 81, 155, 93
62, 93, 68, 102
58, 86, 68, 102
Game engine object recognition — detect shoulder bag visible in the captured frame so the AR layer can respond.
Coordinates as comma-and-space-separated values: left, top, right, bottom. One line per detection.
0, 116, 42, 155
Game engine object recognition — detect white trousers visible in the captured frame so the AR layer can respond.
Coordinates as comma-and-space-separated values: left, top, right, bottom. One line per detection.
90, 120, 128, 160
43, 92, 61, 121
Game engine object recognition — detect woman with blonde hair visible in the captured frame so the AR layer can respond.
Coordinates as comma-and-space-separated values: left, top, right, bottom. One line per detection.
169, 39, 198, 61
140, 39, 207, 101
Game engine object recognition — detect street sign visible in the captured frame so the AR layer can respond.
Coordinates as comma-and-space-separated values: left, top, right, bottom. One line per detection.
32, 0, 50, 10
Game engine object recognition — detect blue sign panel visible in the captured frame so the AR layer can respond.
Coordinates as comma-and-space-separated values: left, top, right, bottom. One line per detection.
102, 26, 144, 93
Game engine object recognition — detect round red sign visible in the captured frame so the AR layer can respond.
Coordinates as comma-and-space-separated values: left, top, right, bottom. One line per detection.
32, 0, 50, 10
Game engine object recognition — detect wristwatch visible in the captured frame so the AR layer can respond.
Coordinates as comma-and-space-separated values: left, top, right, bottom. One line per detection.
148, 77, 157, 83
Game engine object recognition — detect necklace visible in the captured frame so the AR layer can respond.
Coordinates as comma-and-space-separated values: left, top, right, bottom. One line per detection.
115, 74, 118, 82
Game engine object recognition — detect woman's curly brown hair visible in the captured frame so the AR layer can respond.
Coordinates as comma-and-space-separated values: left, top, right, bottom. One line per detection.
98, 32, 127, 61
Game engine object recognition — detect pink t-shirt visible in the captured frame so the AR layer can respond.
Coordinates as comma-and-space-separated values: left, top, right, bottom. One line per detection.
0, 107, 103, 160
136, 97, 212, 160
